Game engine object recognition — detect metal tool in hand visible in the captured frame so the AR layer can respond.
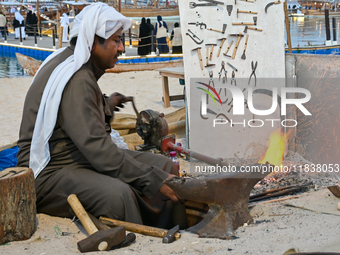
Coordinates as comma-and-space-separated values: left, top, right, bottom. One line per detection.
186, 29, 204, 44
188, 21, 207, 29
248, 61, 257, 86
231, 71, 236, 86
189, 2, 217, 8
198, 0, 224, 4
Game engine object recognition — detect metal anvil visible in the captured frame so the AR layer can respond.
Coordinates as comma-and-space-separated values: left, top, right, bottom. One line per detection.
165, 163, 272, 239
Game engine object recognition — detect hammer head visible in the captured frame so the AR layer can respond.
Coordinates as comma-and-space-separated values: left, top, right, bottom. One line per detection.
222, 23, 227, 34
77, 226, 126, 253
163, 225, 180, 244
253, 16, 257, 25
244, 25, 248, 33
191, 47, 201, 52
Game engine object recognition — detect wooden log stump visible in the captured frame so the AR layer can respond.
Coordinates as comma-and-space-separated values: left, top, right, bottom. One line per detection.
0, 167, 36, 244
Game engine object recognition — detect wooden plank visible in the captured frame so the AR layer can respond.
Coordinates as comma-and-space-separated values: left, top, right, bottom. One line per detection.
162, 76, 170, 108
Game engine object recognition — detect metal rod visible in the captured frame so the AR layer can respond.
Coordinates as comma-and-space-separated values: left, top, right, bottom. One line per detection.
167, 142, 229, 167
52, 29, 56, 48
19, 25, 22, 44
4, 26, 7, 42
332, 17, 337, 42
129, 28, 132, 47
325, 8, 331, 41
34, 27, 37, 46
151, 29, 155, 54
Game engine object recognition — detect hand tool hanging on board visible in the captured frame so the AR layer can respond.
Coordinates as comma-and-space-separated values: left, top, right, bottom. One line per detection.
237, 0, 255, 3
99, 217, 181, 243
237, 9, 258, 18
210, 43, 217, 60
244, 26, 263, 33
188, 21, 207, 29
217, 38, 226, 57
231, 71, 236, 86
198, 0, 224, 4
218, 61, 227, 84
248, 61, 258, 86
227, 62, 238, 72
207, 23, 227, 34
189, 2, 217, 8
67, 194, 127, 253
241, 34, 249, 60
223, 40, 234, 57
186, 29, 204, 44
192, 47, 204, 70
265, 0, 281, 13
233, 17, 257, 26
226, 5, 233, 16
205, 44, 216, 67
230, 33, 244, 59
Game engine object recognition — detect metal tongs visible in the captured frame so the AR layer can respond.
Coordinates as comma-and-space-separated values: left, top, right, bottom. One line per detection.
198, 0, 224, 4
189, 2, 217, 8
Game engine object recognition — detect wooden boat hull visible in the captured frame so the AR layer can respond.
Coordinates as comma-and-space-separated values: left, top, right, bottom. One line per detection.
16, 52, 183, 76
15, 53, 42, 77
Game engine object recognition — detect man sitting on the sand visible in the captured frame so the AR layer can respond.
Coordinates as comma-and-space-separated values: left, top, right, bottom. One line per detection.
16, 3, 186, 229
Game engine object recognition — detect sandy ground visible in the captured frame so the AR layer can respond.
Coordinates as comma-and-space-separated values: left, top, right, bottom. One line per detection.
1, 72, 340, 254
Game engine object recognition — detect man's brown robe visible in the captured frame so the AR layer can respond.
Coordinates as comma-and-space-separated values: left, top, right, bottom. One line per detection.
17, 45, 186, 228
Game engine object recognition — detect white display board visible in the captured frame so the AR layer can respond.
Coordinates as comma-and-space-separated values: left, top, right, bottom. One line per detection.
179, 0, 286, 159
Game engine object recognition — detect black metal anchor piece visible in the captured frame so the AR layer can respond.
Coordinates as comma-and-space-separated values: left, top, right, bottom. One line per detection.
186, 29, 204, 44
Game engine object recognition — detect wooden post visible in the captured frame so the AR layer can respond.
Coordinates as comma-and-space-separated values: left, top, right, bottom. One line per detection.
59, 26, 63, 48
284, 1, 292, 53
118, 0, 121, 12
56, 11, 60, 40
36, 0, 40, 36
0, 168, 36, 245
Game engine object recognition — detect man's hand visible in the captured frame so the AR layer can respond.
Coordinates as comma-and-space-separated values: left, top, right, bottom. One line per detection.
109, 92, 133, 112
159, 174, 183, 204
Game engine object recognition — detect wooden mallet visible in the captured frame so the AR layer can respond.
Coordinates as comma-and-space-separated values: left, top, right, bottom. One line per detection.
67, 194, 127, 253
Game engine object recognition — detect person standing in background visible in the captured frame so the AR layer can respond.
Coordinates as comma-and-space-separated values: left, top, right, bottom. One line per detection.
14, 11, 26, 40
60, 13, 70, 43
25, 10, 33, 36
170, 22, 182, 54
154, 15, 169, 54
146, 18, 155, 54
0, 12, 6, 39
137, 17, 150, 56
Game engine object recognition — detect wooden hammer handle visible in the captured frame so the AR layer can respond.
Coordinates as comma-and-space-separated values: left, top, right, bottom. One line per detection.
67, 194, 98, 235
232, 35, 242, 59
247, 27, 263, 31
224, 40, 234, 55
238, 10, 258, 14
100, 216, 181, 240
232, 22, 255, 26
207, 28, 223, 33
244, 34, 249, 51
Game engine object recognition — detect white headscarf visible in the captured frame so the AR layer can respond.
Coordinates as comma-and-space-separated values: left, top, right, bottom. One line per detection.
60, 13, 70, 27
29, 3, 131, 178
15, 11, 24, 23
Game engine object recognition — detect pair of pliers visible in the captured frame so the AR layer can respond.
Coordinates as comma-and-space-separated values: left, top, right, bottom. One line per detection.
248, 61, 257, 86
